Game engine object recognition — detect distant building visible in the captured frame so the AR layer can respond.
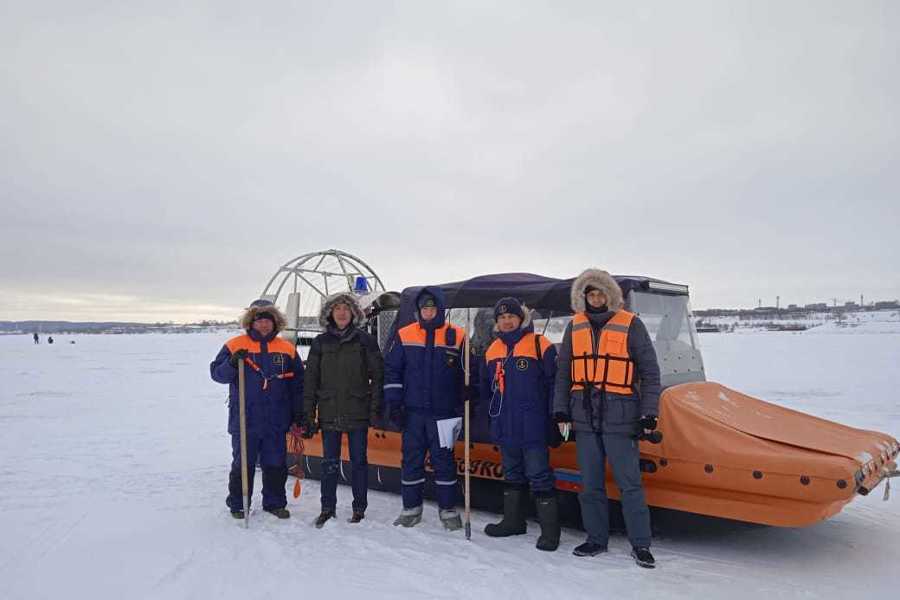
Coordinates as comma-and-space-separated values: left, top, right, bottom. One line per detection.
805, 303, 828, 310
874, 300, 899, 309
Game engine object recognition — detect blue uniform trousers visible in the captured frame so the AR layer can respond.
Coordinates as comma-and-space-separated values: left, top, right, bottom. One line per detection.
227, 432, 288, 511
500, 445, 555, 493
401, 411, 458, 510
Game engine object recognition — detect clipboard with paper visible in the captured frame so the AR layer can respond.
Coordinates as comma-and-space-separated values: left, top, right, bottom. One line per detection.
436, 417, 463, 449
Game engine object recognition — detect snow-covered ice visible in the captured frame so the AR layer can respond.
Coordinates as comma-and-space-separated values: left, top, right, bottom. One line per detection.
0, 328, 898, 600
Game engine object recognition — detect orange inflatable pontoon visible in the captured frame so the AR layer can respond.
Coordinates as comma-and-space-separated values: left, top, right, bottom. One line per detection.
289, 273, 899, 527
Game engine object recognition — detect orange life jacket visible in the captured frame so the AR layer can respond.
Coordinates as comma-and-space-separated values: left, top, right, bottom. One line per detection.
570, 310, 635, 395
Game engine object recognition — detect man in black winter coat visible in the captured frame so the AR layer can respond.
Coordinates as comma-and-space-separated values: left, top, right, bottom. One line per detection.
302, 292, 384, 528
553, 268, 661, 569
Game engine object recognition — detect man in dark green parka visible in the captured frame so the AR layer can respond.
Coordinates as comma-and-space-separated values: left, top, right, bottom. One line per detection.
302, 292, 383, 528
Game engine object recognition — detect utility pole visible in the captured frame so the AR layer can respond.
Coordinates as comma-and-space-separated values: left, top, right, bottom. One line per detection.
776, 295, 780, 310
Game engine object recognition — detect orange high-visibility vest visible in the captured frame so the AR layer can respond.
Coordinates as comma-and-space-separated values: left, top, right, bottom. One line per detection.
570, 311, 635, 395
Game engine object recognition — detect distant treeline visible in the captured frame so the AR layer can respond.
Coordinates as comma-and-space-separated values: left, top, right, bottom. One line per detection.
694, 303, 899, 318
0, 320, 238, 334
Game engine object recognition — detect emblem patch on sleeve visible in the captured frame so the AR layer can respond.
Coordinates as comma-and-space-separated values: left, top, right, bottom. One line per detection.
515, 358, 529, 371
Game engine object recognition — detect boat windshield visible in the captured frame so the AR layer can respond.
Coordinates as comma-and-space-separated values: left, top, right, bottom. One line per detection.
629, 291, 698, 349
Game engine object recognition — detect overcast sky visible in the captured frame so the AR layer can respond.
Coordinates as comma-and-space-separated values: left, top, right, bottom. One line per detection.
2, 1, 898, 322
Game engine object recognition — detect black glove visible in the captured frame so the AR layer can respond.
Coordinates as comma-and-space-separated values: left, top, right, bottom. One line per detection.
229, 349, 249, 368
547, 419, 564, 449
639, 415, 658, 431
387, 403, 405, 430
299, 416, 319, 439
553, 412, 571, 423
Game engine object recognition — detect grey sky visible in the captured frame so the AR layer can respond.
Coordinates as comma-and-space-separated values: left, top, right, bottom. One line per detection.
2, 1, 898, 322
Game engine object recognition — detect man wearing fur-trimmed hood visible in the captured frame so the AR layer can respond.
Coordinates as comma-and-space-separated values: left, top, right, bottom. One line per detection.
210, 299, 305, 520
302, 292, 384, 528
552, 269, 661, 568
480, 297, 561, 551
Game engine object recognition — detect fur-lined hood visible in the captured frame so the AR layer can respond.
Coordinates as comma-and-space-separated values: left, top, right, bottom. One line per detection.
318, 292, 365, 328
570, 268, 624, 313
240, 302, 288, 332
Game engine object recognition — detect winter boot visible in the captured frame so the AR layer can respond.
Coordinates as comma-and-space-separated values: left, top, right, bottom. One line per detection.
573, 542, 607, 557
264, 507, 290, 519
534, 491, 560, 551
392, 505, 423, 528
348, 510, 365, 523
314, 509, 335, 528
230, 510, 245, 519
439, 509, 462, 531
484, 483, 528, 537
631, 546, 656, 568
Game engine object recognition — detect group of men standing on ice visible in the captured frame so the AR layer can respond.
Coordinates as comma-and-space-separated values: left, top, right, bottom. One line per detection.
210, 268, 661, 568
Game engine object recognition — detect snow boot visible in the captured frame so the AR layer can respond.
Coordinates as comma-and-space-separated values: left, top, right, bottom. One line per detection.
631, 546, 656, 569
439, 509, 462, 531
484, 483, 528, 537
534, 492, 560, 551
392, 505, 423, 528
230, 510, 245, 519
264, 507, 290, 519
314, 509, 335, 528
348, 511, 365, 523
573, 542, 607, 557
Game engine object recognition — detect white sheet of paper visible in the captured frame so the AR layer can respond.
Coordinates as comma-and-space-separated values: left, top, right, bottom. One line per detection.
436, 417, 463, 449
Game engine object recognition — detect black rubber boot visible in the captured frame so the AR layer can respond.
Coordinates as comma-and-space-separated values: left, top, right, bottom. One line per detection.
484, 483, 528, 537
534, 491, 560, 551
262, 466, 288, 507
227, 468, 255, 512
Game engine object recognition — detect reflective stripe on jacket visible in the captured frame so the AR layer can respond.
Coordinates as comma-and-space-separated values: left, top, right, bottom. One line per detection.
383, 286, 466, 419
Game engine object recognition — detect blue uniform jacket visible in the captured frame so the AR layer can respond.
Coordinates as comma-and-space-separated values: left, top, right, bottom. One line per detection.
480, 322, 558, 448
383, 287, 466, 419
210, 329, 304, 437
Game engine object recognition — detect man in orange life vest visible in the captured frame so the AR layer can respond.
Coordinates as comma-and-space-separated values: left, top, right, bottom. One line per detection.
383, 287, 466, 530
480, 297, 561, 551
210, 299, 305, 519
553, 269, 661, 568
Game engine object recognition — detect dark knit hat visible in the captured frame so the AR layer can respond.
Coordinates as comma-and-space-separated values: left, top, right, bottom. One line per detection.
493, 297, 525, 322
418, 293, 437, 309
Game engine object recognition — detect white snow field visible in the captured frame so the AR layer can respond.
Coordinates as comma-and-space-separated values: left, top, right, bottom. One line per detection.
1, 328, 898, 600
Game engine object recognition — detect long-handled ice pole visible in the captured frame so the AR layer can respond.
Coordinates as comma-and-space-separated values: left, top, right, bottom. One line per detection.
464, 308, 472, 540
238, 359, 250, 529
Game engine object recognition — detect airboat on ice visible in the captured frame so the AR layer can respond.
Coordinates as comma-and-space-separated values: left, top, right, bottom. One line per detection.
261, 249, 900, 527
